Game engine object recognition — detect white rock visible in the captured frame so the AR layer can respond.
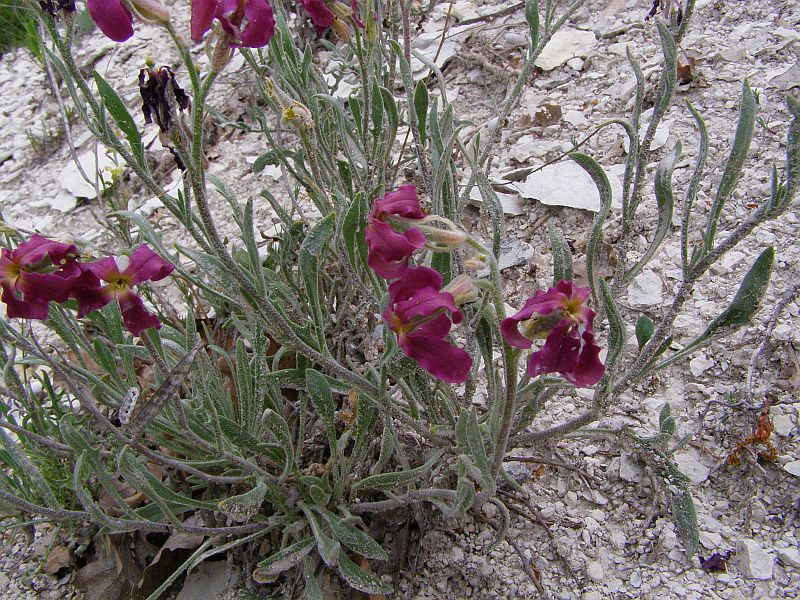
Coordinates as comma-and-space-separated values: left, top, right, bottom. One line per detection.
468, 186, 526, 216
497, 238, 535, 271
504, 32, 528, 47
672, 448, 710, 484
627, 270, 663, 306
59, 145, 116, 199
563, 110, 589, 127
735, 540, 773, 580
783, 461, 800, 476
777, 548, 800, 568
689, 354, 715, 378
619, 452, 645, 483
512, 160, 623, 212
699, 531, 722, 550
33, 190, 78, 213
610, 531, 626, 550
566, 57, 585, 71
772, 414, 795, 437
586, 560, 604, 582
630, 571, 642, 588
535, 29, 597, 71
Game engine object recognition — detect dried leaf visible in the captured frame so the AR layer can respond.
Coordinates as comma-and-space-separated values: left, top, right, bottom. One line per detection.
73, 533, 142, 600
43, 545, 70, 575
699, 550, 733, 572
533, 103, 562, 127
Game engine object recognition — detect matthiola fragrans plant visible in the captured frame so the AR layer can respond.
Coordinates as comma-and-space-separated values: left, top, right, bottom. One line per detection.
1, 0, 796, 597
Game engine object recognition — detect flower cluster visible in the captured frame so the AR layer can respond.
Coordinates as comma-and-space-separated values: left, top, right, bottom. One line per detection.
191, 0, 275, 48
501, 280, 605, 387
363, 187, 606, 387
0, 236, 173, 336
364, 187, 474, 382
83, 0, 276, 48
364, 186, 427, 279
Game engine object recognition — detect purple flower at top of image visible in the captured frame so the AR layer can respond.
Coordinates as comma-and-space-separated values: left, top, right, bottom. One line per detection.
86, 0, 169, 43
76, 244, 174, 336
0, 234, 82, 320
365, 185, 427, 280
383, 266, 472, 384
191, 0, 275, 48
298, 0, 363, 35
501, 280, 605, 387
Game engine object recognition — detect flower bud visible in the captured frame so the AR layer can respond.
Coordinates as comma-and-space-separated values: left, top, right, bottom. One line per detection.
328, 0, 353, 21
443, 275, 480, 306
419, 225, 467, 251
126, 0, 169, 25
330, 18, 352, 42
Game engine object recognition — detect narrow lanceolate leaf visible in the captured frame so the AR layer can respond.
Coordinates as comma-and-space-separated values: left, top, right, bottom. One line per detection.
598, 279, 624, 376
659, 403, 676, 436
414, 80, 429, 147
548, 222, 574, 285
784, 95, 800, 206
123, 340, 203, 437
253, 537, 315, 581
218, 479, 268, 522
703, 81, 757, 255
336, 552, 393, 595
672, 489, 699, 557
93, 71, 145, 165
462, 410, 492, 493
0, 430, 60, 509
635, 315, 656, 350
306, 369, 339, 464
352, 449, 445, 493
300, 504, 340, 567
525, 0, 540, 52
627, 141, 680, 282
342, 193, 368, 272
570, 152, 611, 306
315, 508, 388, 561
702, 246, 774, 336
299, 213, 335, 345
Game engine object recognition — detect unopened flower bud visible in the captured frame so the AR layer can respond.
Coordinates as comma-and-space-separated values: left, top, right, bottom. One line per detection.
330, 18, 352, 42
328, 0, 353, 20
464, 256, 486, 271
443, 275, 480, 306
127, 0, 169, 25
419, 225, 467, 250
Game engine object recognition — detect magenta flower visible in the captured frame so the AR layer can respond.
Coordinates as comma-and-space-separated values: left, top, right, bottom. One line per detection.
383, 266, 472, 384
77, 244, 174, 336
86, 0, 169, 43
87, 0, 134, 42
298, 0, 363, 35
191, 0, 275, 48
0, 235, 83, 320
365, 185, 428, 279
501, 280, 605, 387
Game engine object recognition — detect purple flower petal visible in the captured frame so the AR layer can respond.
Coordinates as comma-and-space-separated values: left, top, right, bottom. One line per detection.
87, 0, 135, 42
399, 331, 472, 384
298, 0, 334, 32
123, 244, 174, 286
191, 0, 218, 42
240, 0, 275, 47
373, 185, 425, 220
527, 319, 580, 378
117, 289, 162, 336
563, 329, 605, 387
